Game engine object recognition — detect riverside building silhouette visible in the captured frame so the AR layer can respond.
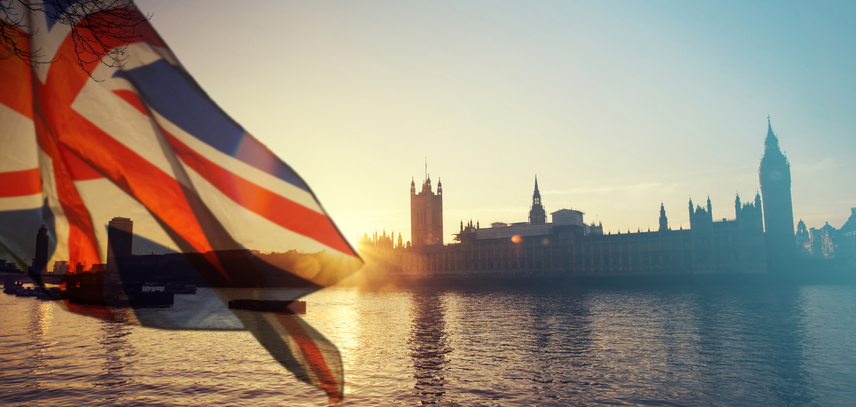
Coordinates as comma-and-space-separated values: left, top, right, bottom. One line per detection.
390, 179, 768, 275
32, 224, 49, 274
106, 217, 134, 274
411, 171, 443, 247
361, 120, 854, 276
529, 177, 546, 225
759, 118, 797, 272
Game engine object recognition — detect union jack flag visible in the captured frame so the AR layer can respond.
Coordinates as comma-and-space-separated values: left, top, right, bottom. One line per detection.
0, 0, 361, 402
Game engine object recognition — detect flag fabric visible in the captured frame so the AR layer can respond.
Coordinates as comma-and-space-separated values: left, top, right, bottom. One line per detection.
0, 1, 361, 403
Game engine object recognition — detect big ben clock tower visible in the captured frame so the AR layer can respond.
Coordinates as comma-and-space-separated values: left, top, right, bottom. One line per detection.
759, 117, 796, 272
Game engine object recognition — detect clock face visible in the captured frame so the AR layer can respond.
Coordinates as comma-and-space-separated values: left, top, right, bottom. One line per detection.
769, 170, 783, 182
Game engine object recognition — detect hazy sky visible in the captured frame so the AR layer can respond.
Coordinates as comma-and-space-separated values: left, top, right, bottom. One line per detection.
137, 0, 856, 247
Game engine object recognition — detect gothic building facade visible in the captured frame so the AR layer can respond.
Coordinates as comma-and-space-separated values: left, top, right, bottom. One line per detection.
411, 175, 443, 246
32, 225, 49, 274
395, 183, 767, 276
529, 177, 546, 225
796, 208, 856, 261
759, 119, 796, 271
362, 120, 850, 277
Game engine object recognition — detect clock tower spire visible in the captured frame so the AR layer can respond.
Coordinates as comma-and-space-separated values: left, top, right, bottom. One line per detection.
529, 176, 546, 225
759, 118, 795, 272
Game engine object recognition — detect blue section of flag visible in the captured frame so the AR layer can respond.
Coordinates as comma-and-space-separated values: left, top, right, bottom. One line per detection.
44, 0, 76, 31
115, 61, 309, 192
0, 204, 54, 266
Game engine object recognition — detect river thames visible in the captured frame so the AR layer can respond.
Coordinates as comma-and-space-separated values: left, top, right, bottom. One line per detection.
2, 282, 856, 406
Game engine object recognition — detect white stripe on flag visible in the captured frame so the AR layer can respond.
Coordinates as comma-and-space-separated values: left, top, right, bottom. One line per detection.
183, 165, 331, 254
72, 64, 181, 179
0, 105, 37, 173
150, 109, 325, 214
74, 177, 179, 261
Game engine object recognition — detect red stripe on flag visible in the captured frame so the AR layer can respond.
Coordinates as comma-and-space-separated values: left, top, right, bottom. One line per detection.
30, 9, 234, 286
36, 10, 219, 262
53, 114, 218, 257
38, 9, 171, 319
0, 23, 32, 119
113, 90, 149, 116
33, 118, 102, 269
162, 129, 357, 257
275, 314, 342, 403
0, 168, 41, 197
24, 9, 352, 404
59, 144, 104, 181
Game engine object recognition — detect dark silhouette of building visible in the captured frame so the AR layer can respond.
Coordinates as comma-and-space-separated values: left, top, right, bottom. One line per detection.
359, 230, 399, 250
105, 249, 326, 288
411, 172, 443, 246
659, 203, 669, 232
377, 160, 768, 276
796, 220, 811, 256
392, 182, 767, 276
360, 120, 855, 278
529, 177, 546, 225
106, 217, 134, 273
689, 196, 713, 230
33, 224, 49, 274
0, 260, 19, 271
759, 118, 796, 272
795, 208, 856, 262
836, 209, 856, 259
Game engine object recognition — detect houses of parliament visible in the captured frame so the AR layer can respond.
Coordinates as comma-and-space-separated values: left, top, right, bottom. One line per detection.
360, 120, 856, 277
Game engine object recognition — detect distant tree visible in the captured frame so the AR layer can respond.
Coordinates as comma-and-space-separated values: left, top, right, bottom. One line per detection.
1, 0, 148, 74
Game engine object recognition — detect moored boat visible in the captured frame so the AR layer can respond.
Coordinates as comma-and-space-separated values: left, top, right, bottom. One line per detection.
15, 286, 36, 297
64, 273, 174, 307
3, 280, 23, 294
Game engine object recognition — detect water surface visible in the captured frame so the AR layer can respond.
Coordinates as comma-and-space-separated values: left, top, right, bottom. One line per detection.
2, 283, 856, 406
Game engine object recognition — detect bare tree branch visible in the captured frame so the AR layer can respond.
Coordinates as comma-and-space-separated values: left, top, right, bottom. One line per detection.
1, 0, 149, 76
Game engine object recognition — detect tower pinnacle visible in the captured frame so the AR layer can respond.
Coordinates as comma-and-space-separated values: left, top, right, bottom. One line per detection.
411, 162, 443, 246
759, 117, 795, 272
529, 176, 546, 224
765, 117, 779, 150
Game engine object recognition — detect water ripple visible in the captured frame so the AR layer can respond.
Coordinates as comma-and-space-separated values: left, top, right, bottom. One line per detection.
2, 285, 856, 405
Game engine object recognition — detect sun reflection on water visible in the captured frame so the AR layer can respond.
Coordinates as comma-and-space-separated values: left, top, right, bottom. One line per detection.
3, 285, 856, 405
